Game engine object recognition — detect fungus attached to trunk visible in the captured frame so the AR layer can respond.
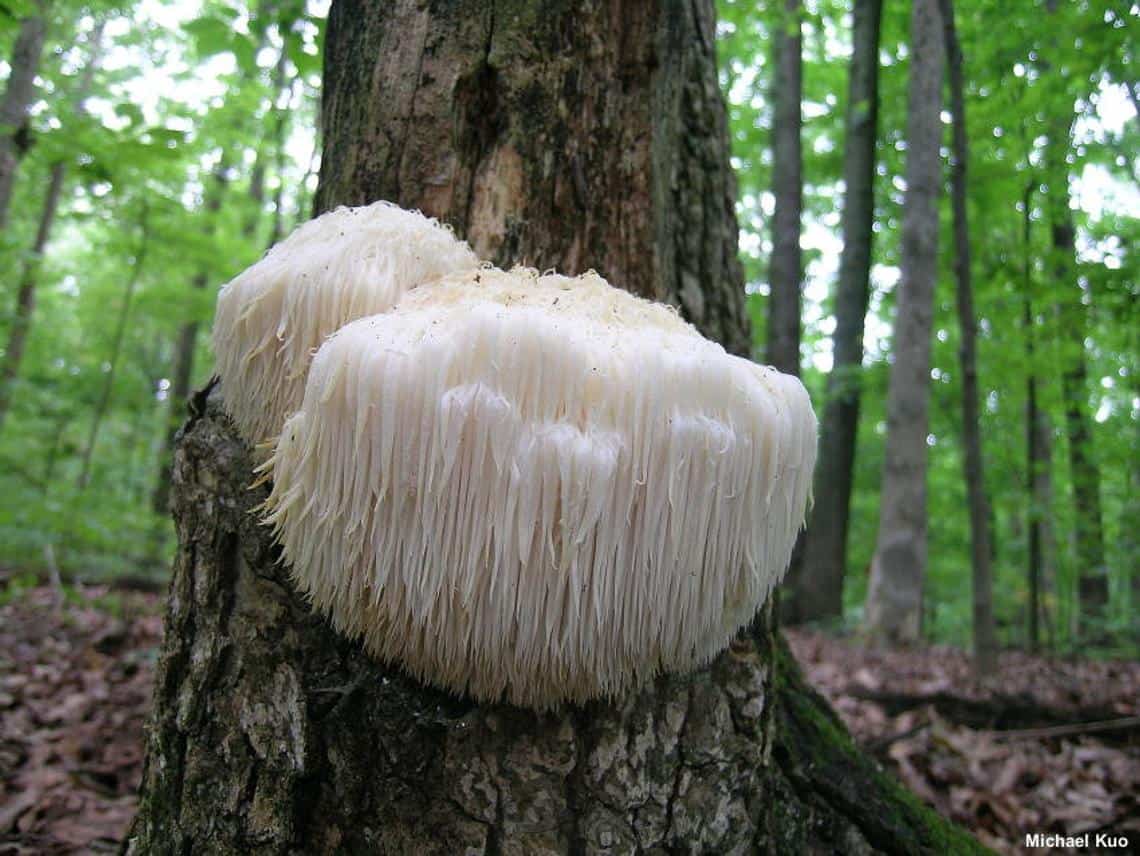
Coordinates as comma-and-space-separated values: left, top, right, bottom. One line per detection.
264, 267, 817, 709
212, 201, 479, 444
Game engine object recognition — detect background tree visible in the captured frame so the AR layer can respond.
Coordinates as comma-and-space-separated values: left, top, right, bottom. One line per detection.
126, 0, 980, 851
940, 0, 996, 673
0, 20, 105, 433
0, 3, 47, 230
791, 0, 882, 624
863, 0, 944, 645
765, 0, 802, 375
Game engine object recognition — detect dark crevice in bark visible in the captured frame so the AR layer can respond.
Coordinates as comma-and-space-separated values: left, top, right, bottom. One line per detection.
564, 708, 589, 856
662, 682, 693, 842
394, 23, 434, 205
457, 3, 501, 239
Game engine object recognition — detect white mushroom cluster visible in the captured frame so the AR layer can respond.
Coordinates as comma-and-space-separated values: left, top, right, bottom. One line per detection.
213, 203, 817, 709
212, 201, 479, 444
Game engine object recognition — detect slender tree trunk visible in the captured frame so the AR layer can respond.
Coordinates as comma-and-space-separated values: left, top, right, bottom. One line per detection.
76, 214, 149, 489
940, 0, 996, 674
1037, 3, 1109, 643
0, 22, 105, 434
791, 0, 882, 624
1020, 181, 1058, 652
128, 1, 981, 852
295, 113, 320, 228
244, 44, 291, 239
150, 320, 201, 514
151, 9, 282, 513
864, 0, 944, 646
0, 7, 46, 231
268, 51, 293, 248
0, 164, 65, 433
765, 0, 802, 375
765, 0, 806, 614
1034, 407, 1059, 648
149, 169, 229, 515
1127, 433, 1140, 622
1053, 211, 1109, 641
1025, 306, 1043, 650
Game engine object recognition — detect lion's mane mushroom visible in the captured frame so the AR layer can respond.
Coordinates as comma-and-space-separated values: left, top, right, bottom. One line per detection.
263, 267, 817, 709
212, 201, 479, 444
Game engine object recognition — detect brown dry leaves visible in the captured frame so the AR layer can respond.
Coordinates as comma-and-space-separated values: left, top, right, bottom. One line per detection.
0, 584, 161, 855
788, 629, 1140, 854
2, 584, 1137, 854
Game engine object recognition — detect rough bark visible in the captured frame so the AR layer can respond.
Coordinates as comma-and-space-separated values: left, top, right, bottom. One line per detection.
128, 1, 983, 852
940, 0, 996, 674
0, 8, 46, 231
864, 0, 943, 645
790, 0, 882, 624
315, 0, 749, 355
764, 0, 802, 375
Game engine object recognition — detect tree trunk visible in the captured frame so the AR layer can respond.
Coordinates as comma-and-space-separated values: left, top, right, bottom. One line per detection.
1025, 306, 1043, 651
314, 0, 749, 355
0, 163, 65, 434
1021, 182, 1058, 652
1032, 405, 1059, 649
940, 0, 996, 674
765, 0, 802, 375
244, 43, 292, 240
1053, 212, 1108, 641
0, 7, 46, 231
150, 169, 229, 516
151, 8, 282, 513
864, 0, 943, 645
0, 22, 105, 434
791, 0, 882, 624
1037, 7, 1108, 643
128, 1, 982, 852
1021, 179, 1041, 650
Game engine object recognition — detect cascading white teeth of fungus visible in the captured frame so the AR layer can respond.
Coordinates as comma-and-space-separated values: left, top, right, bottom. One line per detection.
211, 200, 480, 445
262, 266, 817, 709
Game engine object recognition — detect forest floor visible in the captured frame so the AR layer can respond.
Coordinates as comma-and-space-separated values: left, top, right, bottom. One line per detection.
1, 581, 1137, 854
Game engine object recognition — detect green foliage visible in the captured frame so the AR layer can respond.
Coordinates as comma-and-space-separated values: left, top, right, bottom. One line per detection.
718, 0, 1137, 653
0, 0, 323, 583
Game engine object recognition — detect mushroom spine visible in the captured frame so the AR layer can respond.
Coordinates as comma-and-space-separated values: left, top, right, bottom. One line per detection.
263, 267, 817, 708
211, 201, 480, 444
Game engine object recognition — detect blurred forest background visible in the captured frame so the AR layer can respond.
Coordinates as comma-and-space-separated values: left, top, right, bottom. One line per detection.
0, 0, 1136, 663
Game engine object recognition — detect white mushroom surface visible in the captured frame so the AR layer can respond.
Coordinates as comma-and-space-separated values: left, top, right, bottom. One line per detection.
263, 267, 817, 708
212, 201, 479, 444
